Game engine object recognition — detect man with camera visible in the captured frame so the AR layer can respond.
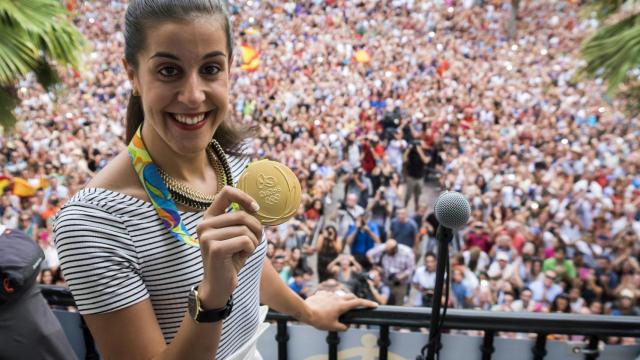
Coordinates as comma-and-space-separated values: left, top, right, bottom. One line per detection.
337, 193, 365, 239
412, 252, 438, 307
403, 139, 430, 211
346, 213, 381, 271
366, 267, 390, 305
344, 168, 373, 209
366, 239, 415, 305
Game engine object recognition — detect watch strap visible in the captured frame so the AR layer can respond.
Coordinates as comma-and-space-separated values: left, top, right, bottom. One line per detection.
190, 286, 234, 323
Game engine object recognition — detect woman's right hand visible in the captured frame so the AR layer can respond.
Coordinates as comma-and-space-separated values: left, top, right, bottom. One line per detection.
195, 186, 262, 309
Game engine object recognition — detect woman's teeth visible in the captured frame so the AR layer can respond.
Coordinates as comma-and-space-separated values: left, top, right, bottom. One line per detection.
172, 112, 206, 125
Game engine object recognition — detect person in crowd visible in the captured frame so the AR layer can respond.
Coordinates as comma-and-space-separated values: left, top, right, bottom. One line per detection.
315, 225, 343, 283
511, 288, 535, 312
464, 222, 492, 253
367, 239, 415, 306
327, 254, 363, 291
366, 267, 390, 305
367, 186, 392, 243
288, 268, 311, 299
412, 252, 437, 307
337, 193, 365, 239
38, 269, 55, 286
451, 266, 475, 309
611, 289, 640, 316
487, 252, 516, 282
543, 246, 577, 281
403, 141, 430, 210
16, 212, 38, 241
390, 207, 420, 257
346, 213, 381, 271
344, 168, 373, 210
529, 270, 564, 305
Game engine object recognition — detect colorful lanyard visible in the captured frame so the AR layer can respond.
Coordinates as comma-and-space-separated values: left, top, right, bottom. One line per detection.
128, 126, 198, 247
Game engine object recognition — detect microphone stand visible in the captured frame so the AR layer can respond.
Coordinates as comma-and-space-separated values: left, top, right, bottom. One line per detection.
418, 225, 452, 360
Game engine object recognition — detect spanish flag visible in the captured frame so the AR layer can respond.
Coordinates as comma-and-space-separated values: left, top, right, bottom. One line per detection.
0, 176, 10, 193
240, 44, 260, 72
355, 49, 371, 64
12, 178, 37, 197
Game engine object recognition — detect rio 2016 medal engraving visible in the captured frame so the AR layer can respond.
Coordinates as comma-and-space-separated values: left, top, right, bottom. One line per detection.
236, 159, 301, 226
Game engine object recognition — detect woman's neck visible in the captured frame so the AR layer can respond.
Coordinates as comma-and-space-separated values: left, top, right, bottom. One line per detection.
140, 125, 211, 184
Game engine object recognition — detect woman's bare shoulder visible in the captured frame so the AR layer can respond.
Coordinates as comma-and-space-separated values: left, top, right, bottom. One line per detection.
85, 150, 149, 202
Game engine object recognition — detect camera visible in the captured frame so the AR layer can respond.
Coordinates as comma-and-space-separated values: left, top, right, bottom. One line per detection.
422, 289, 434, 307
387, 273, 401, 286
348, 273, 375, 302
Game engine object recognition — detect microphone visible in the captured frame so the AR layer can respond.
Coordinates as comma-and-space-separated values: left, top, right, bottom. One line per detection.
420, 191, 470, 360
434, 191, 471, 230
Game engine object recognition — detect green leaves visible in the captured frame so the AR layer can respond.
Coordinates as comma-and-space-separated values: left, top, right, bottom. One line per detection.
582, 0, 639, 20
581, 13, 640, 92
580, 1, 640, 115
0, 0, 86, 129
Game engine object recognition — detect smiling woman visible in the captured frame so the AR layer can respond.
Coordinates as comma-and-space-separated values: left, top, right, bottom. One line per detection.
52, 1, 376, 359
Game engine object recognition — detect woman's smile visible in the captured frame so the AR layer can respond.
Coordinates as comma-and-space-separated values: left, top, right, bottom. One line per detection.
167, 110, 214, 131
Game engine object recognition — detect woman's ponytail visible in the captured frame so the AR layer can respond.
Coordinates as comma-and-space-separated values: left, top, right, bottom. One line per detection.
125, 93, 144, 143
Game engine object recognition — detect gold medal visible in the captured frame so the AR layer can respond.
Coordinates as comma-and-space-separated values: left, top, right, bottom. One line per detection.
236, 159, 302, 225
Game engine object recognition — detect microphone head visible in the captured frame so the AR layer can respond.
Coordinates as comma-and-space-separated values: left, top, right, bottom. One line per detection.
434, 191, 471, 229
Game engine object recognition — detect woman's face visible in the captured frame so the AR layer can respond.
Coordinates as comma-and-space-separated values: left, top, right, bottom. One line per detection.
557, 297, 569, 311
126, 16, 230, 155
41, 270, 53, 285
325, 227, 335, 239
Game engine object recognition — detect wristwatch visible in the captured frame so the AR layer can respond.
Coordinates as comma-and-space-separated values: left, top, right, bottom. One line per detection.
188, 286, 233, 323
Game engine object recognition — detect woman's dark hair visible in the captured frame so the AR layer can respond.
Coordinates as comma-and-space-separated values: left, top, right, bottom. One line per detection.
550, 293, 571, 313
123, 0, 248, 153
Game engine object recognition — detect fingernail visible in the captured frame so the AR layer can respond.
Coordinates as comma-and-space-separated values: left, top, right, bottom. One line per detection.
251, 201, 260, 212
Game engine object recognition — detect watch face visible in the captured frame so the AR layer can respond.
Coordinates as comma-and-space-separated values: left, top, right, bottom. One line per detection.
188, 289, 198, 320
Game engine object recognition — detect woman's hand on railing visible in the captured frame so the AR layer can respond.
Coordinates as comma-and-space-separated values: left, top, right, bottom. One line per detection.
301, 290, 378, 331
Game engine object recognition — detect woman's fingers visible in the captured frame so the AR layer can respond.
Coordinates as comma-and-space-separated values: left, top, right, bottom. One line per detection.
200, 235, 256, 266
197, 210, 262, 241
206, 186, 260, 218
342, 297, 378, 310
199, 225, 259, 248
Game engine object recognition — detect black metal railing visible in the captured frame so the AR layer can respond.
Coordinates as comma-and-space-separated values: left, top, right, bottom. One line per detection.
41, 285, 640, 360
266, 305, 640, 360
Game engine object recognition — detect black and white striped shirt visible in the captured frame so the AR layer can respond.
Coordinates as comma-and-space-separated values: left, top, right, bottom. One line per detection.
53, 153, 265, 359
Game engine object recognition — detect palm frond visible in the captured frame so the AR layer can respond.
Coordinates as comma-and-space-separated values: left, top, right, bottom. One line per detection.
0, 22, 39, 84
33, 20, 87, 68
580, 13, 640, 93
0, 86, 17, 129
619, 84, 640, 116
0, 0, 64, 32
582, 0, 640, 20
33, 59, 61, 90
0, 0, 87, 128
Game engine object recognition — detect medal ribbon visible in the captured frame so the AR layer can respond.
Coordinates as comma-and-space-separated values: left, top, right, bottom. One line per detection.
128, 126, 199, 247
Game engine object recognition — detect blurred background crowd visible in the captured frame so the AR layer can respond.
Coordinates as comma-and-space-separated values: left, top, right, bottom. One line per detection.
1, 0, 639, 338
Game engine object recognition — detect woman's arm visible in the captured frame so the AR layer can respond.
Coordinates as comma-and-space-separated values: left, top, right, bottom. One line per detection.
327, 256, 341, 273
84, 300, 223, 360
315, 234, 325, 252
368, 282, 388, 305
336, 236, 344, 253
349, 255, 363, 273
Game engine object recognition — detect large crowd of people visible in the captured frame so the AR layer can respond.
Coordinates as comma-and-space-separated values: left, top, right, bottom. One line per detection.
1, 0, 639, 339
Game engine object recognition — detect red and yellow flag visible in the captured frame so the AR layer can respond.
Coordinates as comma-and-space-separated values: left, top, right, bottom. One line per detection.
241, 44, 260, 72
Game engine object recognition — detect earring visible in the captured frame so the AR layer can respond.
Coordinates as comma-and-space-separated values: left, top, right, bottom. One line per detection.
132, 88, 140, 97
